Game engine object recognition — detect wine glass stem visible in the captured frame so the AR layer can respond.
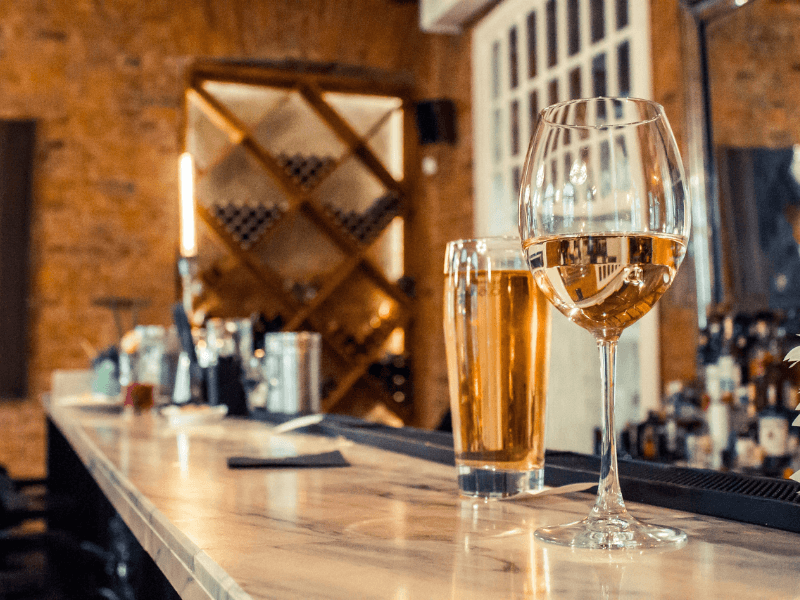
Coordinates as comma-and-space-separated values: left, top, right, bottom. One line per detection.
591, 337, 628, 521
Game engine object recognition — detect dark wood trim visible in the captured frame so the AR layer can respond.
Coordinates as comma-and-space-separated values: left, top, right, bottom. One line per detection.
0, 120, 36, 399
188, 59, 414, 99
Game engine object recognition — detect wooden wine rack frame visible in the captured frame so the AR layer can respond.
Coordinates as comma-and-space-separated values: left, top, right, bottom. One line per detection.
184, 60, 415, 420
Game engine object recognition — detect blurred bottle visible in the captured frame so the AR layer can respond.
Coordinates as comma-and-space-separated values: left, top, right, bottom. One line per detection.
705, 364, 731, 470
730, 384, 751, 436
699, 312, 724, 369
368, 354, 412, 405
685, 427, 713, 469
251, 312, 285, 352
663, 381, 685, 462
717, 316, 739, 404
758, 383, 791, 477
205, 319, 248, 415
747, 314, 777, 411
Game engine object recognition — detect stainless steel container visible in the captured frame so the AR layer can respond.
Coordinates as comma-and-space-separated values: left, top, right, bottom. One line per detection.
263, 332, 321, 414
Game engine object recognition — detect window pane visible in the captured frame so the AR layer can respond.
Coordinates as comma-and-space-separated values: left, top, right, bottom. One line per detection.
527, 11, 537, 79
493, 109, 502, 164
592, 53, 607, 97
510, 100, 520, 156
617, 41, 630, 97
548, 79, 559, 106
493, 172, 504, 205
591, 0, 605, 44
492, 41, 500, 99
512, 165, 521, 223
509, 26, 519, 90
615, 133, 631, 191
564, 152, 574, 225
546, 0, 557, 68
548, 126, 559, 153
600, 139, 610, 196
617, 0, 629, 30
529, 90, 539, 141
569, 67, 582, 100
580, 146, 591, 201
597, 97, 608, 124
568, 0, 580, 56
543, 128, 555, 156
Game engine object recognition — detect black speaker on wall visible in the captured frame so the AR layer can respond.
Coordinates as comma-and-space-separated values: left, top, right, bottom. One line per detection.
0, 120, 35, 399
414, 99, 457, 145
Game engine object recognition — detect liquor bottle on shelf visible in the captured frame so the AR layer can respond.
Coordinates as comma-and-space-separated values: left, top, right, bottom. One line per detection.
700, 312, 724, 369
747, 313, 778, 411
758, 383, 792, 477
636, 411, 665, 462
717, 315, 740, 404
729, 384, 753, 439
696, 326, 711, 371
702, 312, 740, 406
728, 382, 759, 471
685, 425, 714, 469
663, 381, 685, 462
783, 380, 799, 414
705, 364, 731, 470
732, 313, 752, 374
367, 354, 412, 405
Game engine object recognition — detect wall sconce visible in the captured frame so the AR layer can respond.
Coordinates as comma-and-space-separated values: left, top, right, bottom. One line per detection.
414, 99, 458, 145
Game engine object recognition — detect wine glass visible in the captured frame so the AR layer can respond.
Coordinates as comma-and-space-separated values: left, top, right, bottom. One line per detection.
518, 97, 690, 549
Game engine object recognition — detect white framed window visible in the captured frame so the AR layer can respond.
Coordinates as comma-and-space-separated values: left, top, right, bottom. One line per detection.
473, 0, 651, 234
472, 0, 658, 453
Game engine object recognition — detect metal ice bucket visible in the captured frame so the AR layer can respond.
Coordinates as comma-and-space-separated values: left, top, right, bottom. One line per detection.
263, 332, 321, 415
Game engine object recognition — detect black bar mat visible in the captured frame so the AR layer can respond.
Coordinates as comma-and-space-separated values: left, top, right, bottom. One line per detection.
249, 411, 800, 534
545, 450, 800, 534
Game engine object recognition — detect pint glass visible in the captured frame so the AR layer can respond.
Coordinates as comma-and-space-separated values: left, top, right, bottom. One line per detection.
444, 237, 551, 497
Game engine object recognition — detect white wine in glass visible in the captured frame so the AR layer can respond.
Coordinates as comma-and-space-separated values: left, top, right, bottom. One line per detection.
519, 97, 690, 550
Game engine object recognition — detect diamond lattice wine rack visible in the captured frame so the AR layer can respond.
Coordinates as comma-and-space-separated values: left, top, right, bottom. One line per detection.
183, 61, 415, 422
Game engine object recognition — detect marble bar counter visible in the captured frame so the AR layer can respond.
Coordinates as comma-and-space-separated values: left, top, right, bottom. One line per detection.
43, 395, 800, 600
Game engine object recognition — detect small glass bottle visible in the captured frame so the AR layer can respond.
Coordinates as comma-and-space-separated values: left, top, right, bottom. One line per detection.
758, 383, 791, 477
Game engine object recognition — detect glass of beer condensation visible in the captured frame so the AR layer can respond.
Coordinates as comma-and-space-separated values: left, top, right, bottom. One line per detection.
444, 237, 551, 498
519, 97, 690, 549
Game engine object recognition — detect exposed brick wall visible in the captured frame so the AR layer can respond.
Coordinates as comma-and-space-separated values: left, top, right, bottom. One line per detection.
0, 399, 47, 478
707, 0, 800, 149
0, 0, 473, 472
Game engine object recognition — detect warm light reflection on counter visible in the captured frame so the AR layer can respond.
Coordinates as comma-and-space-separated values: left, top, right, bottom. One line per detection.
450, 501, 543, 598
177, 432, 189, 476
391, 587, 410, 600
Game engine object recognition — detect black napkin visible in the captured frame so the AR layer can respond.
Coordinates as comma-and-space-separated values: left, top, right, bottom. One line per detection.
227, 450, 350, 469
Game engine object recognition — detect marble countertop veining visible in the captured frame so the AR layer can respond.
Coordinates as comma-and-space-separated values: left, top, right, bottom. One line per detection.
44, 399, 800, 600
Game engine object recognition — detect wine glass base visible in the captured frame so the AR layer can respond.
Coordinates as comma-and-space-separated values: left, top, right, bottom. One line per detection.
535, 514, 687, 550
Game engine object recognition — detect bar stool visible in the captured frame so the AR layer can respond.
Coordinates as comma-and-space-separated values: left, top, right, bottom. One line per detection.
0, 465, 52, 598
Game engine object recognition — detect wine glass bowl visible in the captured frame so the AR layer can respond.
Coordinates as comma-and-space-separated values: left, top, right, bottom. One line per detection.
524, 234, 686, 341
519, 97, 690, 549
